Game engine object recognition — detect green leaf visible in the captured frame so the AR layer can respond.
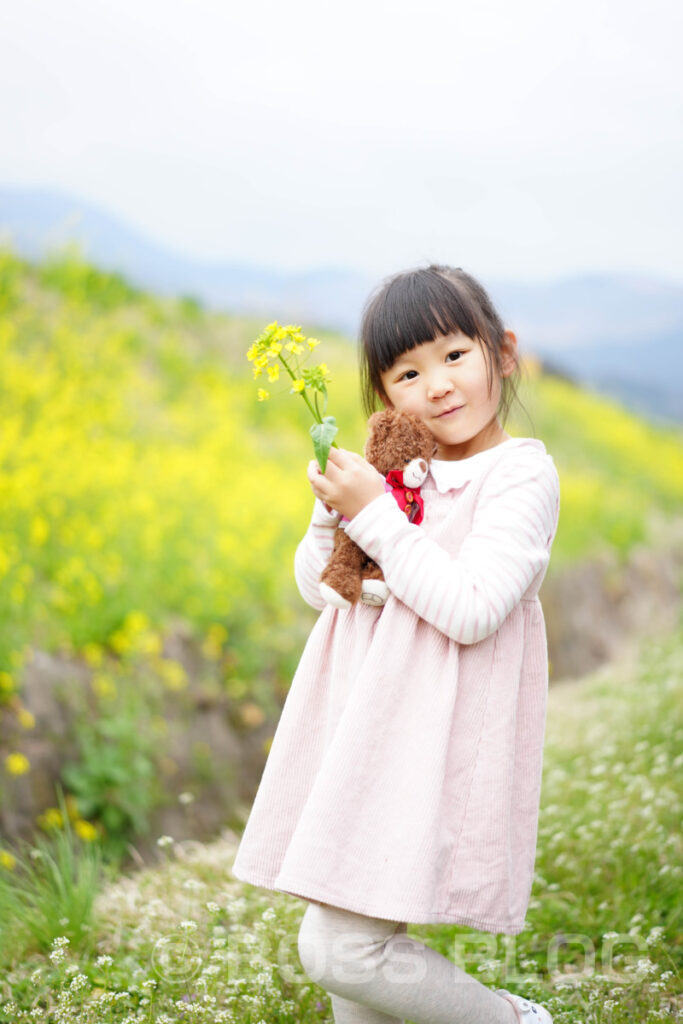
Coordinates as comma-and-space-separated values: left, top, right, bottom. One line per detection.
310, 416, 339, 473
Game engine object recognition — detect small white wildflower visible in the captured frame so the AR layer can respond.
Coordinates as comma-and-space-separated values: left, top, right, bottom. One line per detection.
646, 926, 665, 947
157, 835, 175, 848
69, 973, 89, 992
206, 901, 221, 913
180, 919, 198, 933
49, 936, 70, 965
636, 957, 658, 975
95, 954, 113, 968
261, 907, 276, 922
183, 878, 204, 892
141, 978, 157, 990
179, 791, 195, 804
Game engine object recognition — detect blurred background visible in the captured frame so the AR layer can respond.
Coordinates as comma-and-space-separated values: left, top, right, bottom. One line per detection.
0, 0, 681, 876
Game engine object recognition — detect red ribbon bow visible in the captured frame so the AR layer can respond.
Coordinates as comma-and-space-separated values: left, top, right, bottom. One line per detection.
385, 469, 425, 524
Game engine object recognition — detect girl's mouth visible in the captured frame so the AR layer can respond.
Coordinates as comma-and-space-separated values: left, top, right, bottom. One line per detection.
436, 405, 464, 418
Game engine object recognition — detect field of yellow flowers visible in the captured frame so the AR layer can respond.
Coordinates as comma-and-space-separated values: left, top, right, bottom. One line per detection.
1, 244, 682, 859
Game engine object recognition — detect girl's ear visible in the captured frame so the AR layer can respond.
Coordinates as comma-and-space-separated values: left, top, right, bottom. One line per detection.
500, 329, 518, 378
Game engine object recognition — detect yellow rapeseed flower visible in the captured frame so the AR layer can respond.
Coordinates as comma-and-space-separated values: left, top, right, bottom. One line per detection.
137, 631, 162, 655
0, 850, 16, 871
124, 610, 150, 634
30, 515, 50, 545
266, 364, 280, 382
0, 671, 14, 693
109, 630, 131, 654
82, 642, 104, 667
157, 658, 188, 691
202, 622, 228, 659
38, 807, 63, 830
285, 342, 304, 355
257, 389, 270, 401
5, 751, 30, 775
291, 379, 305, 393
267, 342, 283, 357
307, 337, 321, 350
17, 707, 35, 729
92, 673, 117, 699
74, 819, 98, 841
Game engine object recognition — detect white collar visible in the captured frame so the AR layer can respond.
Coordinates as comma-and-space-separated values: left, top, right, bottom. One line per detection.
428, 438, 546, 493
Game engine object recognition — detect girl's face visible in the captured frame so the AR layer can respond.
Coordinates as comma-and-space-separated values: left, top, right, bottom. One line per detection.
379, 330, 518, 461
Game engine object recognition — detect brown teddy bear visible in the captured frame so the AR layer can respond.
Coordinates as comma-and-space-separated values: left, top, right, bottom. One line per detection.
319, 409, 436, 609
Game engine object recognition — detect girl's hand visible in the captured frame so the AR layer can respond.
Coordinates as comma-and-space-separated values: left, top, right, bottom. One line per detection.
307, 448, 386, 520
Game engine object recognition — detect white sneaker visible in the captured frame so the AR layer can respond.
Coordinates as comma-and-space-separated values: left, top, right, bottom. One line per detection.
495, 989, 553, 1023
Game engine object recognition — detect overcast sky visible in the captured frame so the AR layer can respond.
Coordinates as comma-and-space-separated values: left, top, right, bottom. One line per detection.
2, 0, 682, 282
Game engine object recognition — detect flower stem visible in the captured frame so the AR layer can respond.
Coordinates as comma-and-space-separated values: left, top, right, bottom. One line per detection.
278, 353, 322, 423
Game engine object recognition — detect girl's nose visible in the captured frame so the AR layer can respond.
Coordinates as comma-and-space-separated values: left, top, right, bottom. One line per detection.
427, 373, 454, 400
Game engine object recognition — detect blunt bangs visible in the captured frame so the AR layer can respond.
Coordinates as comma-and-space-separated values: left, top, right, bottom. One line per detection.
362, 269, 479, 374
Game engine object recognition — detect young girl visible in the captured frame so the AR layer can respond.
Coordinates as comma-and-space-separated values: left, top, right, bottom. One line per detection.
231, 265, 561, 1024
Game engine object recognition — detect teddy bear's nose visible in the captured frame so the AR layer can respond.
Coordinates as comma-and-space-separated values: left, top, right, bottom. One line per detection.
419, 460, 427, 473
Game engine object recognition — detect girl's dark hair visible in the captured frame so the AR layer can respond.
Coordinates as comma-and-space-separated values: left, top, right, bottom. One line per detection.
359, 264, 523, 424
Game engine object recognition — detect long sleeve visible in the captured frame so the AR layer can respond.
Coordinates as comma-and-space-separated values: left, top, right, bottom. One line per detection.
293, 499, 342, 610
343, 451, 560, 644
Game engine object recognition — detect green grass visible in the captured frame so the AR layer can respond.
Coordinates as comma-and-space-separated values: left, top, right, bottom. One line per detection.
0, 788, 111, 969
0, 626, 680, 1022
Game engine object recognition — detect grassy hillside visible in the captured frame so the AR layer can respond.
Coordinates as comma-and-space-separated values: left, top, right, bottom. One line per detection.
0, 244, 682, 856
0, 627, 680, 1022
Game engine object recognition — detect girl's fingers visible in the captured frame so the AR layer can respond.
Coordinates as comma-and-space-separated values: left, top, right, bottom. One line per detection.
325, 447, 356, 469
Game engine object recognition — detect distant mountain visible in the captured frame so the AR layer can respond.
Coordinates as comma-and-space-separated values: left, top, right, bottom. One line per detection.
0, 186, 375, 335
1, 185, 681, 424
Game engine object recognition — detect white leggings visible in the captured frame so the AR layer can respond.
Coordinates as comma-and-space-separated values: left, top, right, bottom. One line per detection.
297, 901, 515, 1024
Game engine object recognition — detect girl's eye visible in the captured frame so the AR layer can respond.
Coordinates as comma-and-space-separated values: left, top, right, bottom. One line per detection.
398, 369, 418, 381
446, 351, 463, 363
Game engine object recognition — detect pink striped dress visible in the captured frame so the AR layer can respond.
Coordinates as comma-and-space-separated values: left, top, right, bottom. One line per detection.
231, 437, 561, 934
